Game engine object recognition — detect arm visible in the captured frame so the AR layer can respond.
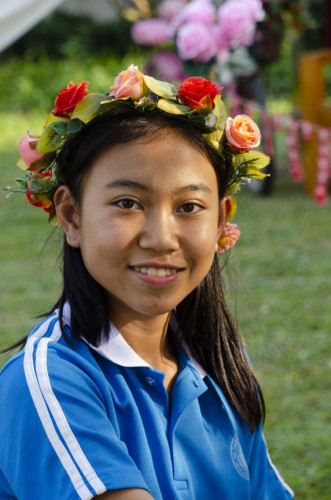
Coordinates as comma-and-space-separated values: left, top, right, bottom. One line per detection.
95, 489, 154, 499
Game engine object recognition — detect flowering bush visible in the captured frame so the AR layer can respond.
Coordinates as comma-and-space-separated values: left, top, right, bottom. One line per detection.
131, 19, 175, 46
130, 0, 265, 82
177, 22, 216, 63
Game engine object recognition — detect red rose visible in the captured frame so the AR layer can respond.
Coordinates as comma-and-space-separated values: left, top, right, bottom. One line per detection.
177, 77, 220, 113
52, 81, 90, 119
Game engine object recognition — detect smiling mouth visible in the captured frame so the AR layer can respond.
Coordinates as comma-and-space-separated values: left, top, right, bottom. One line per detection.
131, 267, 181, 277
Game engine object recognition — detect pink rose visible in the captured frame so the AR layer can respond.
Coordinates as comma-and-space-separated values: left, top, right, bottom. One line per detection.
217, 0, 256, 47
131, 18, 175, 46
212, 24, 229, 50
159, 0, 187, 21
110, 64, 145, 99
218, 223, 241, 253
173, 0, 216, 28
177, 22, 217, 62
18, 134, 44, 169
225, 115, 261, 150
245, 0, 265, 22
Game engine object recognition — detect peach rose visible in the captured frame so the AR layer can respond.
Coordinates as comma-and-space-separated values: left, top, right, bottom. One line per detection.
18, 134, 44, 169
218, 223, 241, 253
225, 115, 261, 151
110, 64, 145, 99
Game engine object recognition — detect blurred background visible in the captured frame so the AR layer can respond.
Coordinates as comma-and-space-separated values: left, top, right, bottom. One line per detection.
0, 0, 330, 497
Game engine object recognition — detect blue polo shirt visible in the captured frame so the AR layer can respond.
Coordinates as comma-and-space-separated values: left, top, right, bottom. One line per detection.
0, 307, 294, 499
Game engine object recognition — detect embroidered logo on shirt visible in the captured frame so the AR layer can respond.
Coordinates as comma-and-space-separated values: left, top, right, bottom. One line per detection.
230, 434, 250, 480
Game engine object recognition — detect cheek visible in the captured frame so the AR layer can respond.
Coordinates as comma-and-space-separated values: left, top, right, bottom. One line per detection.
185, 221, 218, 271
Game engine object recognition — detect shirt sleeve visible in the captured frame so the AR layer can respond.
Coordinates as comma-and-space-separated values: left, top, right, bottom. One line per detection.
248, 423, 294, 499
0, 342, 149, 500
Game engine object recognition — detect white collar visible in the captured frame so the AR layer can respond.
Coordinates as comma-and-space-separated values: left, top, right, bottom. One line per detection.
60, 302, 206, 378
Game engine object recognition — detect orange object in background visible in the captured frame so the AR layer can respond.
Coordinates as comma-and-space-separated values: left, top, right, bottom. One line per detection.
299, 49, 331, 195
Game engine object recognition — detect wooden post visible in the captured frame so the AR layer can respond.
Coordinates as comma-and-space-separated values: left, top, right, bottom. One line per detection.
298, 50, 331, 195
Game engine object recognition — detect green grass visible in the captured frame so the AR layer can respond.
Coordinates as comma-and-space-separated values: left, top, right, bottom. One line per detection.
1, 115, 331, 497
231, 181, 331, 498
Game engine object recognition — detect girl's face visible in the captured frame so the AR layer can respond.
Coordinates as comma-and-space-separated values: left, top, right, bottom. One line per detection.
57, 131, 230, 326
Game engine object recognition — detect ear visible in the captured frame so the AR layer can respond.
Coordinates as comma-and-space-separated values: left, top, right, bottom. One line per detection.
54, 185, 81, 248
215, 196, 233, 251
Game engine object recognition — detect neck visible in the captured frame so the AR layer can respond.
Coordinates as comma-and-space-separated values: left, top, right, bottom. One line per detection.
112, 312, 179, 393
112, 313, 170, 365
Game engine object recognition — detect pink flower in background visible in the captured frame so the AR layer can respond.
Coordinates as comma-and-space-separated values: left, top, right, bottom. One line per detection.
131, 18, 175, 45
110, 64, 145, 99
211, 23, 229, 50
145, 51, 186, 82
177, 22, 217, 62
18, 134, 44, 169
245, 0, 265, 22
216, 47, 231, 65
174, 0, 216, 28
218, 223, 241, 253
159, 0, 188, 21
217, 1, 256, 47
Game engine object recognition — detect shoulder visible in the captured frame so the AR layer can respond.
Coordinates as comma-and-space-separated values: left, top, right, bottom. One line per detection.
0, 313, 107, 409
0, 314, 149, 499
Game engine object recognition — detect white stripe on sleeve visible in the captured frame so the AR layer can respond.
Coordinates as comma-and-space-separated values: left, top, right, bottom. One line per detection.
263, 435, 295, 497
23, 316, 105, 499
35, 335, 106, 495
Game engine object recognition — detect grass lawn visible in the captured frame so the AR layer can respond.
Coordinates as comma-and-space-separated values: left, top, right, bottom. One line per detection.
1, 104, 330, 499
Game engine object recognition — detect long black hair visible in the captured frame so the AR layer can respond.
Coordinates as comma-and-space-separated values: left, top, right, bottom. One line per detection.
7, 112, 265, 431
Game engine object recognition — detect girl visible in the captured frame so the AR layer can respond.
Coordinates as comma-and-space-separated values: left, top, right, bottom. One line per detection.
0, 65, 293, 499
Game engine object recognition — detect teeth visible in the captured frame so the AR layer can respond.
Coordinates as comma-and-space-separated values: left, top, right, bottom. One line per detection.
135, 267, 178, 276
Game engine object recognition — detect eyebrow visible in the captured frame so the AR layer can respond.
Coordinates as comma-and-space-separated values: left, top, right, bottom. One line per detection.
103, 180, 149, 192
174, 184, 213, 195
104, 179, 213, 194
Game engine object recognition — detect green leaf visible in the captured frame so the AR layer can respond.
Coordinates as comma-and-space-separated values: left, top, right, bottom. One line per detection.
67, 118, 83, 135
214, 95, 227, 131
15, 178, 28, 190
71, 93, 108, 123
37, 126, 64, 153
17, 157, 28, 171
27, 152, 56, 172
157, 98, 191, 115
144, 75, 177, 99
245, 166, 270, 179
234, 150, 271, 171
45, 113, 68, 128
99, 97, 136, 115
50, 121, 68, 135
203, 129, 223, 153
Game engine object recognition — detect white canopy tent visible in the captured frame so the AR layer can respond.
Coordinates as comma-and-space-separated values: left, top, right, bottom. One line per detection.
0, 0, 118, 53
0, 0, 66, 53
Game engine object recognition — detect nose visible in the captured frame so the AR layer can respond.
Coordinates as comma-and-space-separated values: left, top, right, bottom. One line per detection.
138, 207, 180, 253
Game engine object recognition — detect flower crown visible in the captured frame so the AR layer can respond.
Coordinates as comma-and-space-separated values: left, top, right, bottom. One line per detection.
8, 64, 269, 252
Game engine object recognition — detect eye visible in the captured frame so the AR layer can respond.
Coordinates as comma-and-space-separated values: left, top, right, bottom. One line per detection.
177, 203, 203, 214
115, 198, 142, 210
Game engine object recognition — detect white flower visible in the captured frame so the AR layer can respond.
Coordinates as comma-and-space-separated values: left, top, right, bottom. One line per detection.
204, 113, 217, 127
